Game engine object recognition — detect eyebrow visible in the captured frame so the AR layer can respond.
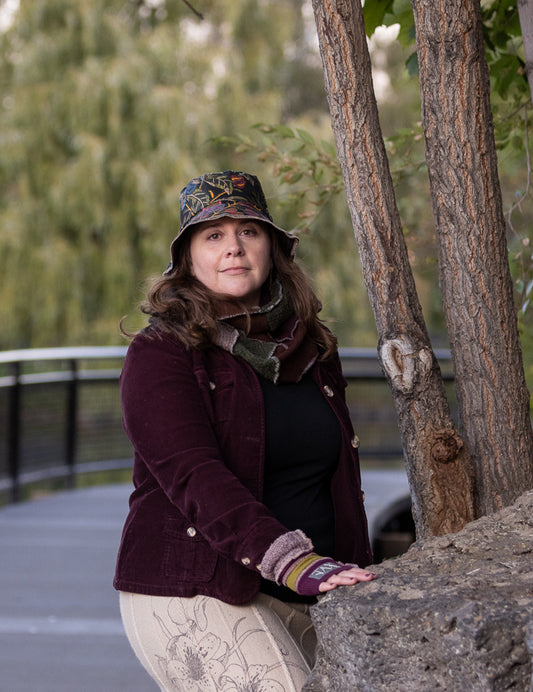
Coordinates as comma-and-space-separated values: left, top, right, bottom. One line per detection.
198, 219, 262, 232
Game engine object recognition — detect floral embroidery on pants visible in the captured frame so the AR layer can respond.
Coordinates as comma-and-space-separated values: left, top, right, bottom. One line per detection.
150, 595, 311, 691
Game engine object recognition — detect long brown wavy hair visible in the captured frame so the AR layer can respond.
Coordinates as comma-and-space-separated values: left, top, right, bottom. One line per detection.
137, 225, 337, 359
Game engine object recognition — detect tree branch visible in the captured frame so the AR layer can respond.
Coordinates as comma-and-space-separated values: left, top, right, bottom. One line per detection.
180, 0, 204, 20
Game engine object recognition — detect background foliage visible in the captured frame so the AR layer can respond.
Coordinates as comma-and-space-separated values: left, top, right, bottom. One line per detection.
1, 0, 532, 377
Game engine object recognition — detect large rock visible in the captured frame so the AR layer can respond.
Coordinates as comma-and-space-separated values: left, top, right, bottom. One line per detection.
305, 490, 533, 691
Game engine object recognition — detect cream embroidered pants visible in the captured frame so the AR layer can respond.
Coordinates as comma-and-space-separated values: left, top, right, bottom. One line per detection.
119, 591, 317, 692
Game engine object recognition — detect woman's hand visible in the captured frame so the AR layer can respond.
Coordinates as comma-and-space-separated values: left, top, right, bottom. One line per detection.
264, 537, 378, 596
318, 565, 377, 592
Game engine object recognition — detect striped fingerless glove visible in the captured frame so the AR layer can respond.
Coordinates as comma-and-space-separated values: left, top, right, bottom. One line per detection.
260, 530, 354, 596
280, 552, 354, 595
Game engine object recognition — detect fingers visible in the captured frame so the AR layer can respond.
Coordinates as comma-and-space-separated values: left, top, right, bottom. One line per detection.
318, 567, 378, 593
318, 580, 338, 592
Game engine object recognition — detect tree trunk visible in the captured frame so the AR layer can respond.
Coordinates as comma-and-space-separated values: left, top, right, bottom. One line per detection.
518, 0, 533, 104
311, 0, 475, 538
411, 0, 533, 515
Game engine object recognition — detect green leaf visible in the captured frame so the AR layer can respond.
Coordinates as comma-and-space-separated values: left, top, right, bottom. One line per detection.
491, 54, 526, 99
393, 2, 416, 48
506, 9, 522, 37
285, 171, 303, 184
321, 140, 337, 157
362, 0, 394, 36
252, 123, 276, 134
406, 51, 418, 76
272, 124, 296, 139
296, 128, 315, 145
290, 142, 307, 154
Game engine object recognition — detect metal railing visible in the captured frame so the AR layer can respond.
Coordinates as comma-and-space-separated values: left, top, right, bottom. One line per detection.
0, 345, 453, 504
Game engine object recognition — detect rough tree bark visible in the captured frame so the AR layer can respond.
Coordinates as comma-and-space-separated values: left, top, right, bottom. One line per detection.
412, 0, 533, 515
311, 0, 475, 538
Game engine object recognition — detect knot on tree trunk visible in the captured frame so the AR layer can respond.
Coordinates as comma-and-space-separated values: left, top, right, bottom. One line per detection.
431, 429, 463, 464
379, 336, 432, 394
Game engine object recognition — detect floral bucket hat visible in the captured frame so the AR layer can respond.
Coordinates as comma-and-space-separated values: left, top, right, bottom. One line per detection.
164, 170, 298, 274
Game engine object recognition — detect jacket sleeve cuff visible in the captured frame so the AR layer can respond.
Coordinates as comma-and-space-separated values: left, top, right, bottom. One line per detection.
260, 529, 314, 583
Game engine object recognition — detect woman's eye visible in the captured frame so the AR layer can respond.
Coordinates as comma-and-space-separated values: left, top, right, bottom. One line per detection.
207, 232, 221, 240
241, 227, 258, 236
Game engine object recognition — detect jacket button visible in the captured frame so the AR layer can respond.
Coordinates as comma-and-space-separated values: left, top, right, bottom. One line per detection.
256, 564, 262, 571
241, 557, 250, 566
187, 527, 197, 537
323, 385, 334, 397
362, 491, 366, 502
209, 381, 216, 390
352, 435, 360, 448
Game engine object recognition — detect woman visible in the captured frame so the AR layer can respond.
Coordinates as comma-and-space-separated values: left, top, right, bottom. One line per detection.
114, 170, 376, 692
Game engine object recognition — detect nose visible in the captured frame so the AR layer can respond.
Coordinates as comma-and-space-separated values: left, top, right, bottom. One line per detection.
225, 233, 244, 256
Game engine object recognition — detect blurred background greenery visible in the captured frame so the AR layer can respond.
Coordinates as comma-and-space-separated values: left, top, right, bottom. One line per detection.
1, 0, 532, 384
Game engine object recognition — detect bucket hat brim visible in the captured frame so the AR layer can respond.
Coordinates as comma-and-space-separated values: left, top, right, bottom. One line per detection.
164, 171, 298, 275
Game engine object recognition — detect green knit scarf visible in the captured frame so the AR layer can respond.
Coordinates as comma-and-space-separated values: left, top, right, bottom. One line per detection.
215, 281, 319, 383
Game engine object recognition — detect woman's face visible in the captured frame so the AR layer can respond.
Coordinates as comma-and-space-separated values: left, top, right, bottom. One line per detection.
189, 217, 272, 308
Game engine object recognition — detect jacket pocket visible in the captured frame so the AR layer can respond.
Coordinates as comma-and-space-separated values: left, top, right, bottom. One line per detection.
162, 517, 218, 583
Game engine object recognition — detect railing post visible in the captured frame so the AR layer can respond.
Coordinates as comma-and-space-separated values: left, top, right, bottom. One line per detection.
66, 359, 78, 489
7, 361, 21, 502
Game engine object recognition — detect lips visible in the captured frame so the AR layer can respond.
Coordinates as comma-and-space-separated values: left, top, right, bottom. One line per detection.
221, 266, 250, 274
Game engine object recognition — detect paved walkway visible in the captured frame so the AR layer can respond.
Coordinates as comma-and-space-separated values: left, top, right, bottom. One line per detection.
0, 471, 409, 692
0, 484, 158, 692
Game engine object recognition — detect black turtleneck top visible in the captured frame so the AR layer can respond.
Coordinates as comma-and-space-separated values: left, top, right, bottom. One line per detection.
258, 372, 341, 601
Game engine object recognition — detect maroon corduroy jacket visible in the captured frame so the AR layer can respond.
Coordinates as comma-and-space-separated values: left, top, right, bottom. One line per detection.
113, 328, 372, 604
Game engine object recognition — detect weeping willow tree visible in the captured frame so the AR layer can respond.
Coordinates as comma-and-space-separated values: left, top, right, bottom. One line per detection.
0, 0, 376, 348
